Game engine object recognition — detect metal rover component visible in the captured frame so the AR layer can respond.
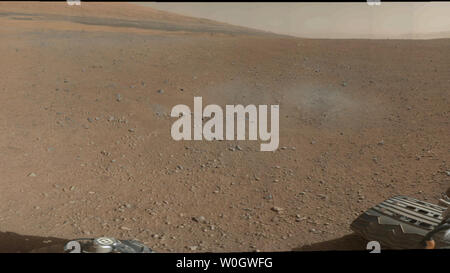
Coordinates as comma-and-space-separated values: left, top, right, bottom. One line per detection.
64, 237, 154, 253
92, 237, 117, 253
351, 195, 449, 249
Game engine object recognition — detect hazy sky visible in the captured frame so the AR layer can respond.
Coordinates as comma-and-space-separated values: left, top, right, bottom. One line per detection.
138, 2, 450, 39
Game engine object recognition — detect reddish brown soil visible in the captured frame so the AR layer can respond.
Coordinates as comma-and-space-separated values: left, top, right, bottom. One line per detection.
0, 2, 449, 252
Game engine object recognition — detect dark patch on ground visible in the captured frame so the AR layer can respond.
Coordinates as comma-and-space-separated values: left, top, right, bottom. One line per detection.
0, 231, 66, 253
293, 234, 368, 251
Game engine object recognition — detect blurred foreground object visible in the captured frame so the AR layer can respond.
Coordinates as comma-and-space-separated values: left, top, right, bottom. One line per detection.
352, 189, 450, 249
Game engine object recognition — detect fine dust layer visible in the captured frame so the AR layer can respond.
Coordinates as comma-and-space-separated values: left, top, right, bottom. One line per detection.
0, 2, 449, 252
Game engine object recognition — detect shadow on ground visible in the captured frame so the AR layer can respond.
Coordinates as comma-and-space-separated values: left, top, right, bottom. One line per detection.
0, 231, 368, 252
293, 234, 368, 251
0, 231, 67, 253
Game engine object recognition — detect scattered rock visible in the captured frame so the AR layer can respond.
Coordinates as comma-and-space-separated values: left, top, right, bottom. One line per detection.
192, 216, 207, 223
263, 194, 273, 200
318, 194, 327, 200
271, 207, 284, 213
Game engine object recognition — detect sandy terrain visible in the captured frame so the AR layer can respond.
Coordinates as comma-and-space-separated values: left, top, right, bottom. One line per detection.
0, 2, 449, 253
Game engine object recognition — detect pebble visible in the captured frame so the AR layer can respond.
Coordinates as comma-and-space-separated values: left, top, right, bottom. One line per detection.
28, 172, 37, 177
271, 207, 284, 213
318, 194, 327, 200
116, 93, 122, 102
263, 194, 273, 200
192, 216, 207, 223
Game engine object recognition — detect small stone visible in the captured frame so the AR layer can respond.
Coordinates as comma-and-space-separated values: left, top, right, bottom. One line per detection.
28, 172, 37, 177
263, 194, 273, 200
188, 246, 198, 251
120, 226, 131, 231
192, 216, 206, 223
116, 93, 122, 102
157, 89, 164, 94
271, 206, 284, 213
318, 194, 327, 200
